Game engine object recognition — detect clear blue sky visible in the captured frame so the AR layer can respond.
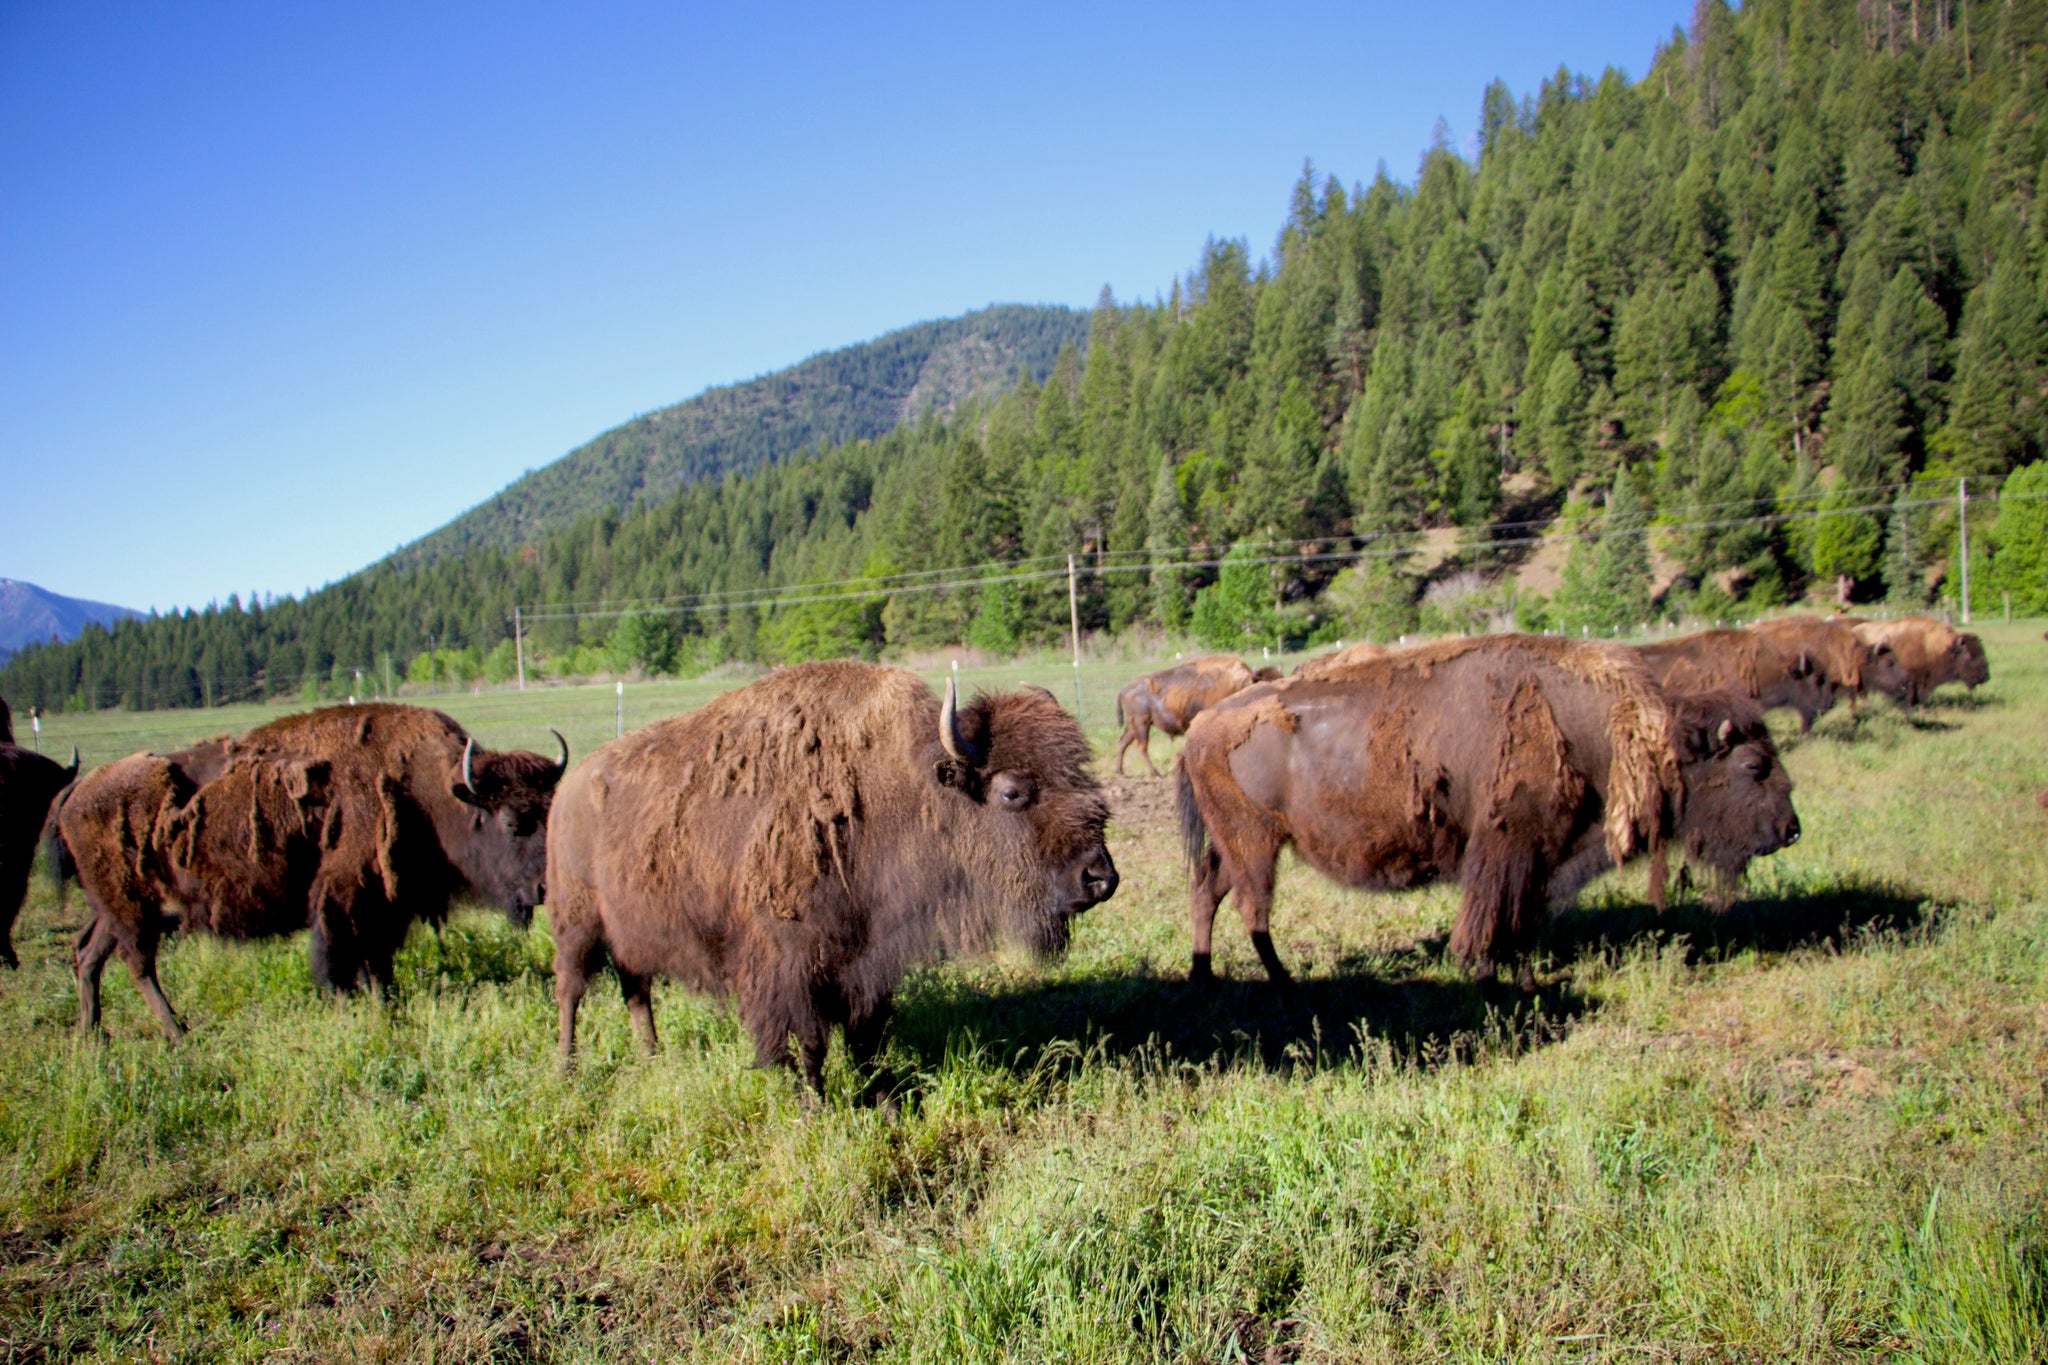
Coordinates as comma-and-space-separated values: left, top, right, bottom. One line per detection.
2, 1, 1691, 614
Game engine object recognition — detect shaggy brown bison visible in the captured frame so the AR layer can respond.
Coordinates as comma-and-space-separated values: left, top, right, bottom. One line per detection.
1634, 621, 1899, 731
63, 704, 566, 1039
0, 698, 77, 968
1113, 655, 1278, 777
1842, 616, 1989, 704
1748, 615, 1913, 720
1175, 635, 1798, 987
546, 660, 1118, 1094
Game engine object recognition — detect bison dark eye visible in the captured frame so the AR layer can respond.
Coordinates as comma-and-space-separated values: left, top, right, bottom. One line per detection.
1738, 752, 1768, 778
991, 774, 1036, 809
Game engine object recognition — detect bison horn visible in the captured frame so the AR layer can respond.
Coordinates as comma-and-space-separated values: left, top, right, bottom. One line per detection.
461, 736, 479, 792
549, 728, 569, 771
64, 746, 80, 780
1716, 718, 1735, 749
939, 677, 985, 766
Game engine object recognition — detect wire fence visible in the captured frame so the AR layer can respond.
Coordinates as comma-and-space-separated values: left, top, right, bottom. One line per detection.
16, 474, 2037, 714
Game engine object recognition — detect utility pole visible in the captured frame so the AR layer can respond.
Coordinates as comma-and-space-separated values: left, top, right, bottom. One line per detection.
616, 679, 624, 739
1958, 477, 1971, 625
1067, 554, 1084, 726
514, 606, 526, 692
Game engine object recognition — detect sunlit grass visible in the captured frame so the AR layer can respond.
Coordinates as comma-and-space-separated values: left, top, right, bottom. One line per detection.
1, 622, 2043, 1360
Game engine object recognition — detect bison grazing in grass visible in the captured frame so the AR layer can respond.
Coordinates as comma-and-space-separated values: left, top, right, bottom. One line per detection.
62, 704, 566, 1039
1747, 615, 1913, 721
1175, 635, 1799, 988
0, 698, 77, 968
546, 660, 1118, 1096
1113, 655, 1278, 777
1634, 628, 1827, 727
1842, 615, 1989, 705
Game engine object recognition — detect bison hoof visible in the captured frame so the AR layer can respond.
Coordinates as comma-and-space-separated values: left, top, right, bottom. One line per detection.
1188, 953, 1216, 988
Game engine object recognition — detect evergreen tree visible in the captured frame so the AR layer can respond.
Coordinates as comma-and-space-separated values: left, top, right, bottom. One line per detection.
1883, 483, 1925, 608
1145, 453, 1191, 630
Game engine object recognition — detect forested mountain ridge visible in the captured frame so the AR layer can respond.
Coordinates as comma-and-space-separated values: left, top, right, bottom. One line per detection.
7, 0, 2047, 713
394, 304, 1089, 563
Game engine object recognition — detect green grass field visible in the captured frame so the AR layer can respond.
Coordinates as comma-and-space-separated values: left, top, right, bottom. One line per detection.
3, 626, 2045, 1361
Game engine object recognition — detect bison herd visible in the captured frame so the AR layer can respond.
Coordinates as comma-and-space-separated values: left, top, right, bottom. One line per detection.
0, 613, 1994, 1097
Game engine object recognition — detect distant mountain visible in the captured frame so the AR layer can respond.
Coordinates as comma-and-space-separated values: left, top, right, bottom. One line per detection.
391, 303, 1090, 565
0, 579, 140, 663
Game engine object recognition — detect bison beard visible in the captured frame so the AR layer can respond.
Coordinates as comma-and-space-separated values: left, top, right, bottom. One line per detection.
546, 660, 1117, 1097
1175, 635, 1799, 986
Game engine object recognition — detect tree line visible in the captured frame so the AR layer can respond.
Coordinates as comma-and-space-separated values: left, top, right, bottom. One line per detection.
6, 0, 2046, 713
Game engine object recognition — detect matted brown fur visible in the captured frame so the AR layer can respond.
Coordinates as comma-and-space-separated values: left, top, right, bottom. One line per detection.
1175, 633, 1796, 982
62, 703, 564, 1039
1113, 655, 1262, 776
547, 660, 1115, 1093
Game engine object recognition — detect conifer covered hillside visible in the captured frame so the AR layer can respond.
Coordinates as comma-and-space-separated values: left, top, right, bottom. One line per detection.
7, 0, 2045, 712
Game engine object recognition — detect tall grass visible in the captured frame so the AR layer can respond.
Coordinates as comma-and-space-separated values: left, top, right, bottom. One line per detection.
1, 624, 2043, 1361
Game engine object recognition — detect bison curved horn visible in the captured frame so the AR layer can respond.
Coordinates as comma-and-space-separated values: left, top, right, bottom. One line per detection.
1715, 718, 1735, 749
549, 728, 569, 771
64, 746, 80, 780
939, 677, 985, 767
461, 736, 479, 792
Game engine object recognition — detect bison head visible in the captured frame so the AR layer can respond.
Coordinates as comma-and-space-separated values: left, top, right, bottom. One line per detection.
1670, 689, 1799, 897
936, 678, 1117, 955
1857, 637, 1915, 705
443, 731, 568, 926
1951, 631, 1990, 688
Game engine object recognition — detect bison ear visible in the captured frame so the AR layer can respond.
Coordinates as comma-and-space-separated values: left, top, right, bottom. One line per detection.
933, 757, 975, 792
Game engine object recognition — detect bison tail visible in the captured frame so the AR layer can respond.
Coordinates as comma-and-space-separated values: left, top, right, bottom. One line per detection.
1175, 756, 1208, 869
1115, 691, 1124, 728
40, 786, 77, 903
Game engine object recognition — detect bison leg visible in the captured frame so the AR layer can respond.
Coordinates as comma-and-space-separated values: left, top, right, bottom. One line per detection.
1451, 831, 1547, 982
74, 915, 118, 1035
550, 917, 602, 1064
617, 967, 659, 1056
1188, 845, 1229, 984
844, 997, 896, 1107
308, 905, 362, 995
1230, 861, 1292, 986
116, 928, 185, 1043
0, 859, 29, 968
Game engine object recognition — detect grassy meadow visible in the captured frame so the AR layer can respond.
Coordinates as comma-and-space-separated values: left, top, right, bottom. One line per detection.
2, 624, 2045, 1361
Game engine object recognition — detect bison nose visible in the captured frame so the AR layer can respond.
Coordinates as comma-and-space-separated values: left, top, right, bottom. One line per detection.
1075, 851, 1119, 910
1784, 813, 1800, 846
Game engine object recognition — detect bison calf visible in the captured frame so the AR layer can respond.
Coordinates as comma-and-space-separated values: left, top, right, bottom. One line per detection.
546, 660, 1118, 1096
1176, 635, 1799, 987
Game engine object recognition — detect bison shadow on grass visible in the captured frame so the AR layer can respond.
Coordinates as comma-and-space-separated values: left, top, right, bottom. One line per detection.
1539, 873, 1932, 971
883, 876, 1931, 1081
886, 960, 1591, 1078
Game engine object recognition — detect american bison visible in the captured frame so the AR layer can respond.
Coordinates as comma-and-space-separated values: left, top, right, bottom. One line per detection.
1842, 616, 1989, 704
1114, 655, 1277, 777
0, 697, 78, 968
63, 704, 567, 1039
546, 660, 1118, 1095
1748, 615, 1913, 721
1635, 621, 1901, 732
1175, 635, 1799, 987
